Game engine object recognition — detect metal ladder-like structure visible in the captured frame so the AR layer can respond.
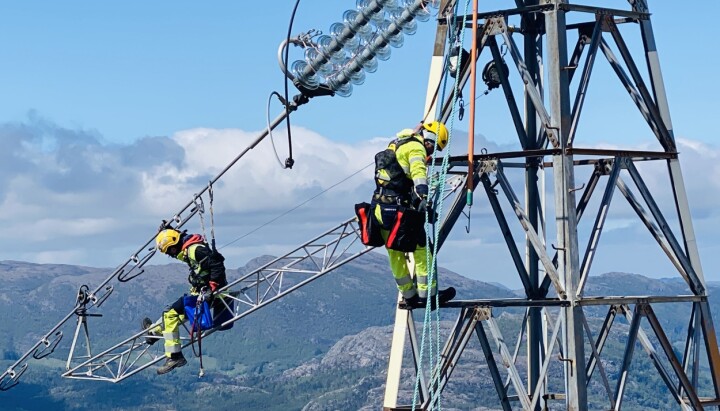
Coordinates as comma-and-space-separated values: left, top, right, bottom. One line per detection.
59, 173, 465, 383
0, 94, 313, 392
0, 0, 462, 392
382, 1, 720, 410
0, 169, 467, 385
61, 217, 374, 382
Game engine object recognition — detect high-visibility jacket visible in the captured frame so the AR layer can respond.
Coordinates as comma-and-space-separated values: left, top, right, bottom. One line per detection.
175, 235, 227, 292
374, 130, 427, 198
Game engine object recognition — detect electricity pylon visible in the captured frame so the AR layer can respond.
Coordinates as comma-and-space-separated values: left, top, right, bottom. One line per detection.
382, 1, 720, 410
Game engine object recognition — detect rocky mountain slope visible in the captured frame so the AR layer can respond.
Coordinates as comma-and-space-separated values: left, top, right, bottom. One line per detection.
0, 252, 715, 410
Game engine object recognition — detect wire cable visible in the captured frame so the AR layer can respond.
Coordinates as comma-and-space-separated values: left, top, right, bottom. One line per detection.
267, 91, 290, 169
219, 162, 373, 249
281, 0, 303, 169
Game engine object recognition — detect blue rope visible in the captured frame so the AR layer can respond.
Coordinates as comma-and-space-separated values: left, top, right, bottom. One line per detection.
411, 1, 471, 409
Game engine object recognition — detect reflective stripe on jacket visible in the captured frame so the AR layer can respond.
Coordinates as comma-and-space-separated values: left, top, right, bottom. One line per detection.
394, 132, 427, 188
176, 240, 227, 292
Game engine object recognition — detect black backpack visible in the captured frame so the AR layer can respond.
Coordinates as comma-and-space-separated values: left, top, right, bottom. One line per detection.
374, 137, 420, 196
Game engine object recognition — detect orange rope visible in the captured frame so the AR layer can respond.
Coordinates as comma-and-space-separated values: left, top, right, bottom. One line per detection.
466, 0, 479, 198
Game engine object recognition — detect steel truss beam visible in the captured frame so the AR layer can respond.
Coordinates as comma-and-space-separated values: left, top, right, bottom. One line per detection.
383, 0, 720, 410
392, 147, 720, 410
59, 165, 469, 383
387, 297, 711, 410
61, 218, 373, 382
0, 103, 311, 391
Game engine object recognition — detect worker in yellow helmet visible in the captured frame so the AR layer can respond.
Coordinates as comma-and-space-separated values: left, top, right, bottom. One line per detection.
356, 120, 455, 309
142, 226, 228, 374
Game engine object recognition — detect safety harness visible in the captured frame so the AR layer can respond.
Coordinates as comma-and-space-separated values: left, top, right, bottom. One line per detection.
356, 135, 429, 251
180, 235, 209, 290
182, 234, 205, 251
373, 136, 423, 202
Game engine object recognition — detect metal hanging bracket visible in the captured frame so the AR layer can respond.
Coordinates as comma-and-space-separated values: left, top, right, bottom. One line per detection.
32, 332, 63, 360
0, 364, 28, 391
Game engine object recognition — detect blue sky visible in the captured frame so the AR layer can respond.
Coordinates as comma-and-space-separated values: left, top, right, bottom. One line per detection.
0, 0, 719, 289
0, 1, 716, 145
0, 1, 442, 143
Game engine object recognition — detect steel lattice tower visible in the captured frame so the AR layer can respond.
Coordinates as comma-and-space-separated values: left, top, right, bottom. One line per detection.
382, 1, 720, 410
1, 2, 718, 409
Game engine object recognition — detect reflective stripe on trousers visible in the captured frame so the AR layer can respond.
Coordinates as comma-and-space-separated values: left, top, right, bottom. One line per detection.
374, 203, 436, 299
379, 230, 435, 299
385, 243, 417, 298
162, 308, 185, 357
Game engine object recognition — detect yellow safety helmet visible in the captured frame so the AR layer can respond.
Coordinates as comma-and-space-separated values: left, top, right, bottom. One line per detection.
156, 229, 181, 254
423, 121, 448, 151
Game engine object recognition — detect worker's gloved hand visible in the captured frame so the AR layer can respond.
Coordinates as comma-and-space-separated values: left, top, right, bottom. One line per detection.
413, 184, 429, 210
200, 286, 213, 301
414, 184, 429, 199
157, 219, 172, 232
209, 281, 219, 293
416, 200, 438, 224
417, 198, 428, 213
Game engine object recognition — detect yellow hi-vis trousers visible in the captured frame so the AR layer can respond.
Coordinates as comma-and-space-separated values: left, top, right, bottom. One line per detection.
374, 204, 435, 299
160, 308, 185, 358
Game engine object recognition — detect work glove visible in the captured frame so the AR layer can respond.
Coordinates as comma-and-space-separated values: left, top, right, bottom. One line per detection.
199, 284, 215, 302
417, 198, 428, 213
414, 184, 429, 199
412, 184, 429, 210
416, 200, 438, 224
205, 281, 221, 300
157, 219, 173, 232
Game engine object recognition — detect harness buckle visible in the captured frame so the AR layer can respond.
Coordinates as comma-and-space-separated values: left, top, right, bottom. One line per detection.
374, 192, 408, 205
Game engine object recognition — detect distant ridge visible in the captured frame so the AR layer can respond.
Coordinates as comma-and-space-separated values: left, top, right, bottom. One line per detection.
0, 256, 716, 410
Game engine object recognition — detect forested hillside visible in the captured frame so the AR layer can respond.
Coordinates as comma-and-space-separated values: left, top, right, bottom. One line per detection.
0, 253, 715, 410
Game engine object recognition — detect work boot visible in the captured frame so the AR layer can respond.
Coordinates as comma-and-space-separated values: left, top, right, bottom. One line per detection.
157, 353, 187, 375
141, 317, 160, 346
437, 287, 456, 305
405, 287, 457, 311
424, 286, 457, 310
400, 294, 423, 310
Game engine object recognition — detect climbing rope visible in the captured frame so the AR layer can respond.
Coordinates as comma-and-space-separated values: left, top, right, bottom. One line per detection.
193, 182, 218, 253
189, 294, 207, 377
412, 1, 472, 409
208, 183, 217, 252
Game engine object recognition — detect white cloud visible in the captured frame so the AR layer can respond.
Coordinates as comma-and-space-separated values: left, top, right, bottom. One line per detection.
23, 217, 116, 241
138, 126, 378, 214
0, 118, 380, 270
601, 218, 637, 232
30, 249, 90, 265
2, 117, 720, 286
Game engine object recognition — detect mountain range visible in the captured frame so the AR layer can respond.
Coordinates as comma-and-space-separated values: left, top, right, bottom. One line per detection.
0, 252, 716, 410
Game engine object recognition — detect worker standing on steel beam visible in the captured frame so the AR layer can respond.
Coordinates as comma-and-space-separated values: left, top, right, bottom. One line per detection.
143, 226, 228, 374
355, 121, 456, 309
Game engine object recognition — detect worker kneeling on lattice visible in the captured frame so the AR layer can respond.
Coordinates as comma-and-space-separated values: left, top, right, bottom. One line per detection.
355, 121, 456, 309
142, 226, 229, 375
